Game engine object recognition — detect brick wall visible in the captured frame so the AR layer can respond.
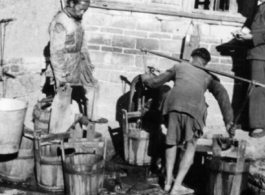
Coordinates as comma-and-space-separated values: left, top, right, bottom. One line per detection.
0, 0, 253, 132
84, 8, 249, 130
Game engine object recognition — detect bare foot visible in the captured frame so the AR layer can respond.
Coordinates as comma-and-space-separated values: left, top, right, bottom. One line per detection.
169, 185, 194, 195
164, 183, 171, 193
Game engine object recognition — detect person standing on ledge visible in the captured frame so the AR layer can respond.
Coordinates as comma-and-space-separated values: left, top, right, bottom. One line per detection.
233, 0, 265, 138
141, 48, 234, 194
49, 0, 107, 123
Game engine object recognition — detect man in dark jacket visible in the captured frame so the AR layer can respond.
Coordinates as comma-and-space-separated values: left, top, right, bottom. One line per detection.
233, 0, 265, 137
141, 48, 234, 194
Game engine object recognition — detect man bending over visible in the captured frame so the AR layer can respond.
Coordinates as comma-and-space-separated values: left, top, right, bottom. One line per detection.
141, 48, 234, 194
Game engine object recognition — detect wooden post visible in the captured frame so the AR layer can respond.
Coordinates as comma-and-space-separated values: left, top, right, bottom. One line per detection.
212, 136, 222, 195
229, 140, 247, 195
49, 84, 75, 134
75, 114, 83, 139
183, 35, 200, 61
86, 122, 95, 141
229, 0, 238, 14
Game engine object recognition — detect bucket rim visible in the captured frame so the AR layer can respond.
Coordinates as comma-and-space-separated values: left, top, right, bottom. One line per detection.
64, 152, 104, 165
0, 98, 28, 111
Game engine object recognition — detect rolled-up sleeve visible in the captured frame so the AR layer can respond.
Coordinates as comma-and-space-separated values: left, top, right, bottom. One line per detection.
208, 78, 234, 125
252, 32, 265, 46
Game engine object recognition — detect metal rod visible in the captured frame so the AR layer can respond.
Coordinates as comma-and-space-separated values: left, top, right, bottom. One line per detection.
140, 48, 265, 88
0, 23, 4, 98
2, 23, 7, 97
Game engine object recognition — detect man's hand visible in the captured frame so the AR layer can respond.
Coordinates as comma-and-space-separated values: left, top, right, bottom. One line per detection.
232, 29, 253, 41
237, 33, 253, 41
226, 122, 236, 138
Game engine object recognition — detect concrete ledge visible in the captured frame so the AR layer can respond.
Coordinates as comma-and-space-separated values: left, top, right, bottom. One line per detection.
91, 1, 246, 24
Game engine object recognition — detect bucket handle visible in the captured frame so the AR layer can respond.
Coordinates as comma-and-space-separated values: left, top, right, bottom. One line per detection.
34, 132, 71, 161
60, 138, 107, 161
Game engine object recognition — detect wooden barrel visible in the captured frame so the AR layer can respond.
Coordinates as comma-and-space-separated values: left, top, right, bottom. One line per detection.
0, 136, 34, 182
35, 143, 70, 191
64, 153, 104, 195
33, 101, 51, 135
207, 157, 251, 195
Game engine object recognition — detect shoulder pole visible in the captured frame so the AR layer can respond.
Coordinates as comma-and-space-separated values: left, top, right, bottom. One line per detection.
140, 48, 265, 88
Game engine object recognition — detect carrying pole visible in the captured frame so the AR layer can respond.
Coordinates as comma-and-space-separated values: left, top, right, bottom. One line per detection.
140, 48, 265, 88
0, 22, 5, 97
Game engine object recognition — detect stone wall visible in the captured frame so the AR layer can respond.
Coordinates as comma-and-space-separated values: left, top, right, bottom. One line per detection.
0, 0, 255, 132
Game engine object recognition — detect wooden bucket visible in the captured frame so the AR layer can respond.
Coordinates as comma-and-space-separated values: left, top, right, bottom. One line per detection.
122, 110, 160, 166
33, 100, 51, 135
0, 135, 34, 182
61, 141, 106, 195
125, 128, 151, 166
34, 133, 73, 192
207, 138, 250, 195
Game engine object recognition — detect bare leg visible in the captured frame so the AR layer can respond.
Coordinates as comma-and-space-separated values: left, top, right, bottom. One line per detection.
165, 145, 177, 192
170, 139, 196, 195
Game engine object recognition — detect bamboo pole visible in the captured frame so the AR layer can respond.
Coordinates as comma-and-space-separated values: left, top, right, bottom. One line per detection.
140, 48, 265, 88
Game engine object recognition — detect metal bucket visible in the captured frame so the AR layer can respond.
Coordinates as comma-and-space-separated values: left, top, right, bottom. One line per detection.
0, 98, 27, 154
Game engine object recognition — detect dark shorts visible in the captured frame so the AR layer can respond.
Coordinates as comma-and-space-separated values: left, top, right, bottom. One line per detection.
164, 111, 203, 146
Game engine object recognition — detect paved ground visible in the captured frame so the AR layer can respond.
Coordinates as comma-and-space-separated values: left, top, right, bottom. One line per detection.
0, 121, 263, 195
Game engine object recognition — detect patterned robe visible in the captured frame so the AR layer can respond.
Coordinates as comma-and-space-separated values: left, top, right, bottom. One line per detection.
49, 9, 96, 86
49, 9, 99, 120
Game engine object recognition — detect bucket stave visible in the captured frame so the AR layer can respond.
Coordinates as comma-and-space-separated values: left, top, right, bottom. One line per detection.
0, 135, 34, 182
0, 98, 27, 154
